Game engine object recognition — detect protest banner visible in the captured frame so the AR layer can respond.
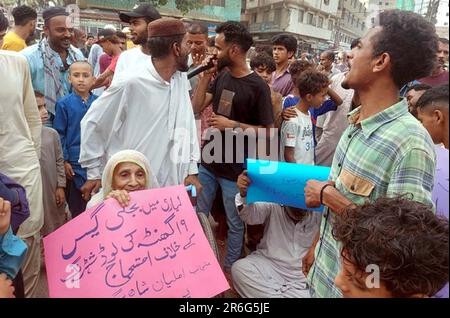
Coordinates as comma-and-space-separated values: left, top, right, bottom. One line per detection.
246, 159, 331, 211
43, 185, 229, 298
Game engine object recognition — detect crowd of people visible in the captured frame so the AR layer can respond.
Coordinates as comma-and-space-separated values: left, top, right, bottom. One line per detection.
0, 3, 448, 299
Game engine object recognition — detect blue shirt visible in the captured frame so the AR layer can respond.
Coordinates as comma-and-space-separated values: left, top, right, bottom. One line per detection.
399, 80, 421, 97
54, 93, 98, 189
0, 227, 27, 279
21, 43, 85, 114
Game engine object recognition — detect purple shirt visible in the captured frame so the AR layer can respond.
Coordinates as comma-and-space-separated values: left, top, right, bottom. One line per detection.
271, 68, 294, 97
433, 146, 449, 298
0, 173, 30, 234
419, 70, 449, 87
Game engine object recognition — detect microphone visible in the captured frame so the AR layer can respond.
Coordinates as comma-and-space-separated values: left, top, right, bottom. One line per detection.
187, 56, 217, 79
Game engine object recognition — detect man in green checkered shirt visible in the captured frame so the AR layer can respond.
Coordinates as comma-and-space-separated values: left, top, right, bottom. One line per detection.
302, 10, 439, 298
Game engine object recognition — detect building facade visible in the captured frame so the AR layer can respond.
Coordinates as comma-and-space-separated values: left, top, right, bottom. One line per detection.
335, 0, 368, 50
244, 0, 341, 54
75, 0, 242, 34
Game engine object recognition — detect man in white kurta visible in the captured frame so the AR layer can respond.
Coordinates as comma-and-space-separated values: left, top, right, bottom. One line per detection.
232, 193, 321, 298
80, 18, 200, 195
0, 50, 43, 297
315, 71, 354, 166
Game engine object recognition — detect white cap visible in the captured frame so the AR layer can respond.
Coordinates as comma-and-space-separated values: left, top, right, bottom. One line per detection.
103, 24, 117, 31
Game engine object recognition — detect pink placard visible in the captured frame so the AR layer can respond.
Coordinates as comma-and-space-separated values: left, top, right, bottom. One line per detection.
43, 185, 229, 298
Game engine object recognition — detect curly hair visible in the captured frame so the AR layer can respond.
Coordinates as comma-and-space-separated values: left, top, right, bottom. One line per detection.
255, 44, 273, 57
271, 34, 297, 54
296, 70, 330, 98
12, 5, 37, 26
216, 21, 253, 53
289, 59, 314, 78
333, 196, 449, 297
416, 84, 449, 111
250, 52, 276, 73
371, 10, 439, 88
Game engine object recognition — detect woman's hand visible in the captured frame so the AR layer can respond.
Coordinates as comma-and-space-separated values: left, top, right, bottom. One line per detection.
106, 190, 131, 208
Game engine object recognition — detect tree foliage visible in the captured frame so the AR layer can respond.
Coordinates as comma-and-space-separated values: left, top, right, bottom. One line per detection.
140, 1, 205, 15
5, 0, 205, 15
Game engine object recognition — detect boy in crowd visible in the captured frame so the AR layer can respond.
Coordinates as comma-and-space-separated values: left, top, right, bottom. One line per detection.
282, 60, 343, 134
54, 61, 98, 218
333, 196, 448, 298
1, 5, 37, 52
231, 171, 321, 298
271, 34, 297, 97
405, 83, 431, 118
281, 70, 332, 164
92, 29, 123, 89
250, 52, 283, 128
35, 92, 66, 236
416, 84, 448, 151
416, 84, 449, 298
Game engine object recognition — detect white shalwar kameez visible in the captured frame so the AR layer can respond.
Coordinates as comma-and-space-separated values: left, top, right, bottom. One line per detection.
0, 50, 44, 297
80, 58, 200, 186
231, 194, 321, 298
112, 47, 150, 85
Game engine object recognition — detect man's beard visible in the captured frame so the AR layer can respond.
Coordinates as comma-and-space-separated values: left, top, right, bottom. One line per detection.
134, 34, 147, 46
217, 55, 231, 72
177, 56, 190, 72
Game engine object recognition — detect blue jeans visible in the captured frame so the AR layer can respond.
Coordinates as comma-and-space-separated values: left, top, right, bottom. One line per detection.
196, 165, 244, 272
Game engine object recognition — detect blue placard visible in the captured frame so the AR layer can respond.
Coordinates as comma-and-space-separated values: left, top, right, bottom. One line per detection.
246, 159, 331, 212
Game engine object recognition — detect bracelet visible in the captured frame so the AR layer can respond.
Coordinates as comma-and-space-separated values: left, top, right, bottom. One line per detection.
320, 183, 334, 206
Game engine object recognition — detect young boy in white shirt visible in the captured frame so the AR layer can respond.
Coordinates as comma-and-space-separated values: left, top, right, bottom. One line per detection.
281, 70, 330, 164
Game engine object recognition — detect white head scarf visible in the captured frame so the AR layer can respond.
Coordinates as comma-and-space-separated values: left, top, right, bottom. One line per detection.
87, 150, 160, 209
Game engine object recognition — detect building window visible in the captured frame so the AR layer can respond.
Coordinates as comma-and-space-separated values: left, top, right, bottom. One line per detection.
208, 0, 225, 6
328, 19, 333, 30
318, 16, 324, 28
324, 0, 330, 5
256, 12, 263, 23
298, 9, 304, 23
307, 13, 314, 25
274, 9, 282, 24
263, 10, 270, 22
251, 13, 257, 24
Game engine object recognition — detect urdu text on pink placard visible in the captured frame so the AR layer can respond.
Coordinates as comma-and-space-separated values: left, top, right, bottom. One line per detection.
43, 185, 229, 298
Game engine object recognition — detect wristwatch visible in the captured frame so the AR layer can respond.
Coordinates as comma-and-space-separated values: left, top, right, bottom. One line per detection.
235, 193, 246, 211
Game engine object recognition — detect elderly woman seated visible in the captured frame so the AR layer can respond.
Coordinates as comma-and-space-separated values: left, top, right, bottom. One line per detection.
87, 150, 159, 209
86, 149, 220, 263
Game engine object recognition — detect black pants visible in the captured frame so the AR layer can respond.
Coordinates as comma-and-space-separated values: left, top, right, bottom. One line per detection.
65, 179, 86, 218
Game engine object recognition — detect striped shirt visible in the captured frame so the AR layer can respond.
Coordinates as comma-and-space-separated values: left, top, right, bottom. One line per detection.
308, 99, 436, 298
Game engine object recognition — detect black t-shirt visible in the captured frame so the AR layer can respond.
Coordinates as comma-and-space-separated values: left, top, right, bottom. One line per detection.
201, 71, 274, 181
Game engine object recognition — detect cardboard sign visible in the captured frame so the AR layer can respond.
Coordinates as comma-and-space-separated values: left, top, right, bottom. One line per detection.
44, 185, 229, 298
247, 159, 331, 211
